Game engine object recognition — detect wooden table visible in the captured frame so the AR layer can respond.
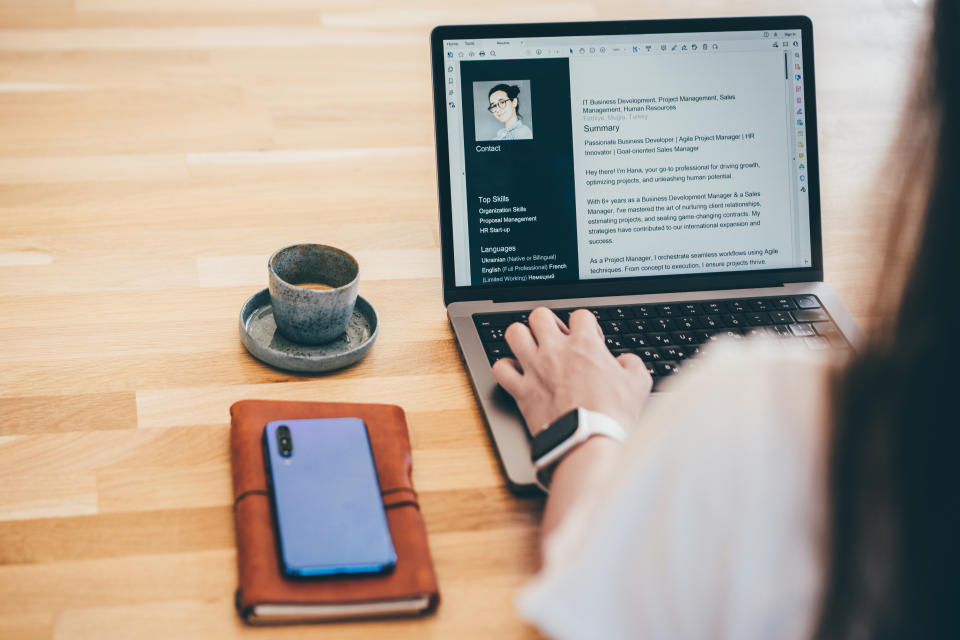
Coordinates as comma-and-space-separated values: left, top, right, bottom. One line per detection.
0, 1, 927, 638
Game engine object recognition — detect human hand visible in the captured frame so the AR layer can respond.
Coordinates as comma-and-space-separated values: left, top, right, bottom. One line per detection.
490, 307, 653, 436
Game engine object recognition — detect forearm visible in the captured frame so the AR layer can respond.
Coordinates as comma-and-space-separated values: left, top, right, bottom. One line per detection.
540, 435, 622, 548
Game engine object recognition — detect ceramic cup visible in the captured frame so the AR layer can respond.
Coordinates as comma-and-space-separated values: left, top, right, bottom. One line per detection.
268, 244, 359, 344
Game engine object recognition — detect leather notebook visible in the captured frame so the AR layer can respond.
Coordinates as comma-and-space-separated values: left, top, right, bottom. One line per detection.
230, 400, 440, 624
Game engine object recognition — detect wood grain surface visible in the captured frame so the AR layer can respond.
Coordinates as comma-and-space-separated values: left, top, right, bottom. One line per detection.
0, 1, 928, 638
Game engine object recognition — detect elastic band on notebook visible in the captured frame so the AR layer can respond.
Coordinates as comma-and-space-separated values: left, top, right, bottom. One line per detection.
233, 489, 270, 510
232, 487, 419, 511
382, 487, 420, 510
381, 486, 416, 497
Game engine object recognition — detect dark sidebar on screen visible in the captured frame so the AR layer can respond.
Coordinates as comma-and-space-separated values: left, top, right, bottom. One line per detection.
459, 58, 578, 286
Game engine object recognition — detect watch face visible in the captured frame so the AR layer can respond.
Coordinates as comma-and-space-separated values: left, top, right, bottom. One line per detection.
531, 409, 580, 460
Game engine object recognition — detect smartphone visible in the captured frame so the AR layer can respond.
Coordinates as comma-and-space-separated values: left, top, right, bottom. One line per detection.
263, 418, 396, 577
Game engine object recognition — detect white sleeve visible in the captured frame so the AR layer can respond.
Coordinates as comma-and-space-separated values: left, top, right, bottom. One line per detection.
517, 341, 829, 640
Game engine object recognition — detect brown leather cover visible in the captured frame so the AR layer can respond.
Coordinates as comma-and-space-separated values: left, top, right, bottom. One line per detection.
229, 400, 439, 623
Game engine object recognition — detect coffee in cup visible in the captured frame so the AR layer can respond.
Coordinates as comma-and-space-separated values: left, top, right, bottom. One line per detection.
268, 244, 359, 344
296, 282, 335, 291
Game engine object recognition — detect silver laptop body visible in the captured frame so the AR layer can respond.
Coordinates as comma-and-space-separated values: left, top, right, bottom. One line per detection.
430, 16, 863, 493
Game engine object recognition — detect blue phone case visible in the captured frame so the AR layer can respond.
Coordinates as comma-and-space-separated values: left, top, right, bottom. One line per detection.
263, 418, 397, 577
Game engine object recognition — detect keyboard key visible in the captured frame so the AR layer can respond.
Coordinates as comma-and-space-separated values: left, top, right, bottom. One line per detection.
622, 333, 650, 348
607, 306, 633, 319
671, 331, 697, 345
773, 324, 792, 337
694, 331, 712, 344
655, 361, 680, 376
675, 316, 698, 330
725, 300, 748, 313
648, 332, 673, 346
486, 342, 512, 361
703, 302, 724, 314
723, 314, 746, 328
749, 299, 773, 311
769, 311, 795, 324
700, 315, 724, 329
476, 313, 512, 327
794, 308, 829, 323
744, 312, 772, 326
480, 327, 507, 342
631, 305, 659, 318
605, 336, 624, 350
628, 319, 653, 333
771, 297, 797, 310
644, 362, 656, 376
652, 317, 675, 331
789, 323, 817, 337
662, 346, 690, 360
680, 303, 702, 315
602, 320, 625, 334
657, 304, 680, 317
636, 347, 662, 362
794, 295, 821, 309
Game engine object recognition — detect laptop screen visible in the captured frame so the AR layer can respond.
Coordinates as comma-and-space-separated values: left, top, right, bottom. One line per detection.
435, 20, 818, 295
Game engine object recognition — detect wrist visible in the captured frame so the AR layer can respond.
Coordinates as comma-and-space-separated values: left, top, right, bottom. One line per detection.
539, 436, 621, 540
557, 433, 621, 469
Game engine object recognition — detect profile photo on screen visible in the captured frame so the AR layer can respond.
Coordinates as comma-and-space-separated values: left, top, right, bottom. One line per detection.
473, 80, 534, 142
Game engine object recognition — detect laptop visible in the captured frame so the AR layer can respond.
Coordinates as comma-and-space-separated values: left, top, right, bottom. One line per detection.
430, 16, 863, 493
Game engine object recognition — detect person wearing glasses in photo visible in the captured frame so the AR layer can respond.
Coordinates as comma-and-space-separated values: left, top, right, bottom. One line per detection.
487, 83, 533, 140
494, 2, 960, 638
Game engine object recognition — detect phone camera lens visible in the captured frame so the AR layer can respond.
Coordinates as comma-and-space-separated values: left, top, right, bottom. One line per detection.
277, 428, 293, 457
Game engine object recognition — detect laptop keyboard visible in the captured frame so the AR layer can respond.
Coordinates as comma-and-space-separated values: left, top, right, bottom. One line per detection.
473, 294, 849, 389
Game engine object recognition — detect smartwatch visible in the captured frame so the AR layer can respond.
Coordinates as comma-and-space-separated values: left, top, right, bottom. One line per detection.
531, 408, 627, 488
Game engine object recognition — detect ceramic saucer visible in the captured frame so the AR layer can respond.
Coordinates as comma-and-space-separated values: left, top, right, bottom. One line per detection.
239, 289, 378, 373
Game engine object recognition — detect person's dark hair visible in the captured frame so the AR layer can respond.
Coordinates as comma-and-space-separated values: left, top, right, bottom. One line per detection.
817, 1, 960, 637
488, 83, 523, 119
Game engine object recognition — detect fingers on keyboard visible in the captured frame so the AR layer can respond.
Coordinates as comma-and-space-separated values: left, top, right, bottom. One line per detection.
473, 294, 848, 385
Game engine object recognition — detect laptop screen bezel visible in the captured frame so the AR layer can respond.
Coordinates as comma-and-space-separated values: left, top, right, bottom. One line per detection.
431, 15, 822, 304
